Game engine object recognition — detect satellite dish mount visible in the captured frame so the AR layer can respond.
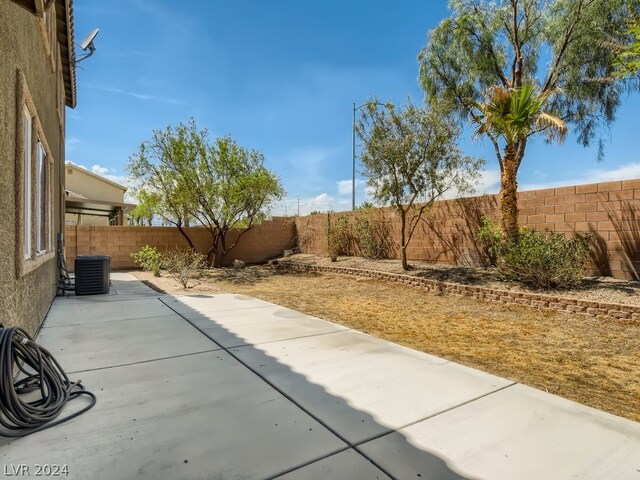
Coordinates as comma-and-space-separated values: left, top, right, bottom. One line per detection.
75, 28, 100, 65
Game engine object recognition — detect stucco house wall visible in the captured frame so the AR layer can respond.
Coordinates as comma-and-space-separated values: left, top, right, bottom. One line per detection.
0, 0, 74, 336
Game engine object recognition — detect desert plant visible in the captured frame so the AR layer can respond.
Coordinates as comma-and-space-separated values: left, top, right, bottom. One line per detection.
476, 217, 502, 266
498, 228, 590, 289
162, 249, 206, 289
353, 209, 392, 260
356, 99, 481, 269
327, 213, 351, 261
131, 245, 162, 276
294, 216, 316, 253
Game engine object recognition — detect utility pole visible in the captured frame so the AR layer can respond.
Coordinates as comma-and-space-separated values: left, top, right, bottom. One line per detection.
353, 101, 390, 211
352, 102, 356, 211
297, 196, 300, 216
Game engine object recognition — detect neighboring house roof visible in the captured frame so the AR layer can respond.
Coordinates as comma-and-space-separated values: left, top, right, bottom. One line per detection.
11, 0, 77, 108
65, 162, 128, 191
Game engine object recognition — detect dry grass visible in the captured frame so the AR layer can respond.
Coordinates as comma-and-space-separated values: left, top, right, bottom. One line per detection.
133, 266, 640, 422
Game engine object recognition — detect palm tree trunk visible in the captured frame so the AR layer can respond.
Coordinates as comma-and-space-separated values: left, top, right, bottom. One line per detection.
500, 144, 520, 242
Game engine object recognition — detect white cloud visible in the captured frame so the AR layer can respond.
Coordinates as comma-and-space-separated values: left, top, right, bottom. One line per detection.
308, 193, 334, 209
476, 169, 501, 194
92, 85, 187, 106
520, 162, 640, 192
91, 164, 110, 176
336, 179, 366, 196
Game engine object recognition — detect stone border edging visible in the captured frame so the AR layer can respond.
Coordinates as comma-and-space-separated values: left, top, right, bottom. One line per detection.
276, 261, 640, 322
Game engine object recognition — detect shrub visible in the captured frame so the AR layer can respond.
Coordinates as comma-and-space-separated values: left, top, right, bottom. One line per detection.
498, 228, 590, 289
162, 249, 206, 289
327, 213, 351, 261
294, 216, 316, 253
131, 245, 162, 276
353, 209, 392, 259
476, 217, 501, 266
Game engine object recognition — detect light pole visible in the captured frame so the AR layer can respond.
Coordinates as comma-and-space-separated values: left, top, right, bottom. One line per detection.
352, 101, 387, 210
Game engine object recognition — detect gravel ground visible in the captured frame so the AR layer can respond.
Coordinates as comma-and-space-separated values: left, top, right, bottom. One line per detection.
286, 253, 640, 306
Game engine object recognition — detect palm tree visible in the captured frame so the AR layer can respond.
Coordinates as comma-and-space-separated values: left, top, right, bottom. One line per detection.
473, 85, 567, 241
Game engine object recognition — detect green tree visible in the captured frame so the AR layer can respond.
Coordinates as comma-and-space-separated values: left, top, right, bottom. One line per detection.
129, 190, 158, 226
128, 119, 285, 267
613, 21, 640, 77
419, 0, 638, 241
356, 100, 483, 270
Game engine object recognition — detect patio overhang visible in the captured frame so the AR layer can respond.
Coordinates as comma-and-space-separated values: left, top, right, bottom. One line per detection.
65, 198, 136, 225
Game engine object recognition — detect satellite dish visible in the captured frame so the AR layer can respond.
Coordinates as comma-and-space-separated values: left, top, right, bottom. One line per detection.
80, 28, 99, 50
75, 28, 100, 65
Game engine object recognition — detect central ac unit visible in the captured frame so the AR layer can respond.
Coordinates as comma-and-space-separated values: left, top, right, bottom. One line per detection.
74, 255, 110, 295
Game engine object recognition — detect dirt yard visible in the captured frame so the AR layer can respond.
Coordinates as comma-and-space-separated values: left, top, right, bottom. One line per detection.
132, 266, 640, 422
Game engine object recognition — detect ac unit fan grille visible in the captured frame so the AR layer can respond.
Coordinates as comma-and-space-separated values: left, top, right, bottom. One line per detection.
75, 256, 110, 295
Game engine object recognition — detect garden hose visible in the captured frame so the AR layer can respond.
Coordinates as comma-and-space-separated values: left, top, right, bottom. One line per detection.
57, 239, 75, 294
0, 324, 96, 437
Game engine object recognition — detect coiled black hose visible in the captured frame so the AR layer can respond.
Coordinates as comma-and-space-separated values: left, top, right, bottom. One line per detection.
0, 324, 96, 437
57, 240, 74, 294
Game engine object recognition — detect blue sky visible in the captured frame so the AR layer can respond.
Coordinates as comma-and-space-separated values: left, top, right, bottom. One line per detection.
68, 0, 640, 215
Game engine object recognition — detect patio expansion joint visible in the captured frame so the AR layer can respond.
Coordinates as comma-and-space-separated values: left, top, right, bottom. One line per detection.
65, 348, 222, 375
351, 381, 518, 448
271, 382, 518, 479
158, 298, 390, 476
223, 328, 353, 350
159, 296, 519, 480
41, 313, 179, 329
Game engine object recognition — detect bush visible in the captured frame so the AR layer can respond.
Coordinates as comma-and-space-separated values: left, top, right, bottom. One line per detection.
327, 213, 351, 261
353, 209, 392, 259
162, 249, 206, 289
498, 228, 590, 289
131, 245, 162, 276
476, 217, 501, 266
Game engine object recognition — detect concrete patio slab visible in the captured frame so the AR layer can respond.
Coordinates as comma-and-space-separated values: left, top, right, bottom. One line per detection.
163, 293, 273, 314
177, 304, 349, 348
358, 383, 640, 480
232, 329, 512, 444
275, 449, 391, 479
36, 313, 218, 372
4, 277, 640, 480
44, 297, 172, 327
0, 351, 346, 480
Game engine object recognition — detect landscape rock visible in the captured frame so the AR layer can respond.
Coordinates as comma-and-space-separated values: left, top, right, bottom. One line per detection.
233, 259, 246, 269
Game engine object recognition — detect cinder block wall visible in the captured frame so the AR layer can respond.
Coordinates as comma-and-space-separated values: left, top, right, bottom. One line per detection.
295, 180, 640, 280
65, 217, 295, 270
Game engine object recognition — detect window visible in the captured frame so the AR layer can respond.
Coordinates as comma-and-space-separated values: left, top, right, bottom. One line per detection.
36, 139, 48, 254
23, 107, 32, 259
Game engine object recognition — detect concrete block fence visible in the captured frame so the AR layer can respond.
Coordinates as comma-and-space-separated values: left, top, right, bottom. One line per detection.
295, 179, 640, 280
277, 261, 640, 322
65, 217, 295, 270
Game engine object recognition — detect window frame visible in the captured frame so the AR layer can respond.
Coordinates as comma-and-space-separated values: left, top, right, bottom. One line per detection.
16, 71, 56, 278
36, 138, 49, 255
22, 106, 32, 260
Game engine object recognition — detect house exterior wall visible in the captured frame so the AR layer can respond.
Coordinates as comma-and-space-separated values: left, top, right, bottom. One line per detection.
65, 164, 126, 203
0, 1, 67, 336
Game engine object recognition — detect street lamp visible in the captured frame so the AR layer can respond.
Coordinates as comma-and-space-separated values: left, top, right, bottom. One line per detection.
352, 101, 387, 210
